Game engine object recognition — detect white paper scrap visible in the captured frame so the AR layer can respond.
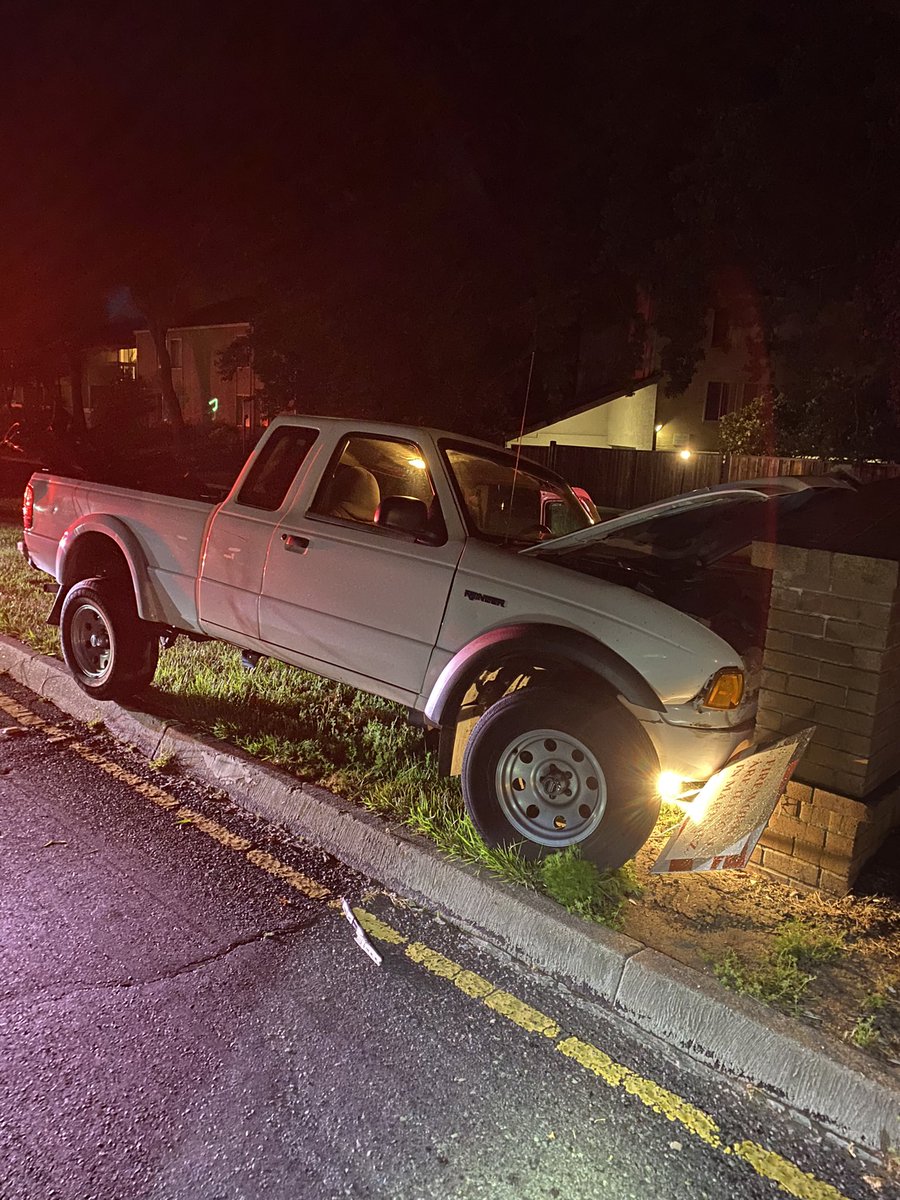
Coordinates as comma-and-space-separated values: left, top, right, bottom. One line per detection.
340, 898, 383, 967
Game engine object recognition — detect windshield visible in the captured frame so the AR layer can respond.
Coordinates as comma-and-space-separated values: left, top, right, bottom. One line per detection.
442, 444, 593, 544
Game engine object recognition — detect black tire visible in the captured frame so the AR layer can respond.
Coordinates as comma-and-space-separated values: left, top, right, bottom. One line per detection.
461, 688, 660, 869
60, 576, 159, 702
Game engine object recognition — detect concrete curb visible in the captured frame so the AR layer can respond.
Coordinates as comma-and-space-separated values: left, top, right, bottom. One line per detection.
0, 633, 896, 1156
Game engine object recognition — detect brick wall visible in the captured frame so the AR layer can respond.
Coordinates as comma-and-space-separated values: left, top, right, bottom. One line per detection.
749, 542, 900, 894
750, 544, 900, 798
749, 779, 900, 896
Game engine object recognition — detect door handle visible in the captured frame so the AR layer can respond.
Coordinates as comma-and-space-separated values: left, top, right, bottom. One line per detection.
281, 533, 309, 553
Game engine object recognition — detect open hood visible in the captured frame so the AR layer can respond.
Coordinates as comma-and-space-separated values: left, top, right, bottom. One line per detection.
520, 487, 782, 569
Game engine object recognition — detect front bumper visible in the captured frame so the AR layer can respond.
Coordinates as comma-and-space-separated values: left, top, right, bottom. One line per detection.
631, 705, 756, 783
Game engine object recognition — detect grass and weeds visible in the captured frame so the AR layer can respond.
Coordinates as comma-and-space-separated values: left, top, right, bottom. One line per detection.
3, 503, 899, 1051
712, 918, 845, 1014
540, 847, 642, 929
845, 978, 898, 1048
0, 503, 59, 656
713, 948, 815, 1014
849, 1015, 880, 1048
771, 917, 846, 964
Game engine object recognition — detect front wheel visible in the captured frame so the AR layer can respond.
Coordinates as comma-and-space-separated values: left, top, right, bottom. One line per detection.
461, 688, 660, 869
60, 577, 159, 702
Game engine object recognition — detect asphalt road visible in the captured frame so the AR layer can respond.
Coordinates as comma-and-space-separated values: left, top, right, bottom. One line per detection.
0, 677, 892, 1200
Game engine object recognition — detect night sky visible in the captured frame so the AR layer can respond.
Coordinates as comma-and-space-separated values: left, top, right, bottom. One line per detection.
3, 0, 900, 441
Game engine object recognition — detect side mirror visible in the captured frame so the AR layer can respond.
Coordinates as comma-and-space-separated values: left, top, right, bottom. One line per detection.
374, 495, 430, 536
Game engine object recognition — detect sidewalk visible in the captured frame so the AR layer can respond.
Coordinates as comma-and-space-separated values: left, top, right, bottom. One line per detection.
0, 632, 897, 1159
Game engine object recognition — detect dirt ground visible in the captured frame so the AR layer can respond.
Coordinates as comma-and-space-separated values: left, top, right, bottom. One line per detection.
628, 809, 900, 1066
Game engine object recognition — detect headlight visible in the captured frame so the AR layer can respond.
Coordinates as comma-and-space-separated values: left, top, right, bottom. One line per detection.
658, 771, 685, 802
701, 668, 744, 710
658, 772, 705, 804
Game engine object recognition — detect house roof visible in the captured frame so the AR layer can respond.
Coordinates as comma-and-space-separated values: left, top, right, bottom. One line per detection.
134, 298, 255, 334
511, 374, 661, 439
172, 298, 255, 328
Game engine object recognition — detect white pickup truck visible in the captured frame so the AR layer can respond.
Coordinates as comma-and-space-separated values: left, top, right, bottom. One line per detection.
21, 415, 769, 868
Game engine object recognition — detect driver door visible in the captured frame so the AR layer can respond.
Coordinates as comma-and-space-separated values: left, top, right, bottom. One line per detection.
258, 433, 464, 699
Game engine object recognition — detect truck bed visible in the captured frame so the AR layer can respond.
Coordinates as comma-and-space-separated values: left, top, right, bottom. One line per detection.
27, 476, 214, 631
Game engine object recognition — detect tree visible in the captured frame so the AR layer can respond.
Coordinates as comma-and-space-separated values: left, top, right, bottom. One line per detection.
718, 397, 770, 456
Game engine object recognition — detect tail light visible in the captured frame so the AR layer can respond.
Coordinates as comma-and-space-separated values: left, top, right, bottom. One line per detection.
22, 483, 34, 530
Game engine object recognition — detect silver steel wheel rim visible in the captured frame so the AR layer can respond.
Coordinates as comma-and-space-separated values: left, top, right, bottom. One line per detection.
69, 603, 114, 681
495, 726, 608, 847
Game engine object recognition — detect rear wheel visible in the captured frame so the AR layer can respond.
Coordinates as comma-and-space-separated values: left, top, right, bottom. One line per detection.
461, 688, 660, 869
60, 576, 159, 702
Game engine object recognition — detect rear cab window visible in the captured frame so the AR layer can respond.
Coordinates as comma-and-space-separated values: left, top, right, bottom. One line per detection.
236, 426, 318, 510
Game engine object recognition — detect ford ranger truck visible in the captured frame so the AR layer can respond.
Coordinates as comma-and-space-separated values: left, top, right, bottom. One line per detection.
20, 416, 768, 868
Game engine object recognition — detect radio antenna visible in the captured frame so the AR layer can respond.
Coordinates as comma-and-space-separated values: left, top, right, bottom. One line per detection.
504, 326, 537, 543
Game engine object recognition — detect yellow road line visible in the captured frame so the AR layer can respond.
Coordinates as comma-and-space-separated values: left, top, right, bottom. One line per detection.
731, 1142, 849, 1200
405, 940, 560, 1035
352, 908, 407, 945
558, 1035, 722, 1147
390, 927, 851, 1200
0, 688, 857, 1200
0, 692, 331, 902
244, 848, 331, 900
175, 807, 253, 852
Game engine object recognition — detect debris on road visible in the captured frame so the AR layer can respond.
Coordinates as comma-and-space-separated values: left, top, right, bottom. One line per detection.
341, 898, 383, 967
0, 726, 29, 738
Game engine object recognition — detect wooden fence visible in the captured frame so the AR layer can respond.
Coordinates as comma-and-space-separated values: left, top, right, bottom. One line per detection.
523, 445, 900, 511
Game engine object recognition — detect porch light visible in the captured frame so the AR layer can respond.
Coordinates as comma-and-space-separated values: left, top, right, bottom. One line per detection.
679, 449, 692, 460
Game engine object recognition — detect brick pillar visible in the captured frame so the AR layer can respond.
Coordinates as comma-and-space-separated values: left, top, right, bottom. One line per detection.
750, 544, 900, 798
750, 779, 900, 896
748, 543, 900, 894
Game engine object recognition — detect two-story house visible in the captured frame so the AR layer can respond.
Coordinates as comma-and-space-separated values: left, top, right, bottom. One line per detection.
134, 300, 263, 433
508, 304, 760, 455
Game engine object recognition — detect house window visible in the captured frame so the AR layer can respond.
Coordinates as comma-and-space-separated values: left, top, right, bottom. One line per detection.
167, 337, 182, 369
704, 381, 735, 421
710, 308, 730, 350
117, 347, 137, 381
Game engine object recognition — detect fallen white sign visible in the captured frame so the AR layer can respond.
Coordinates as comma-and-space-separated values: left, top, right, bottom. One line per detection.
650, 728, 815, 875
340, 898, 383, 966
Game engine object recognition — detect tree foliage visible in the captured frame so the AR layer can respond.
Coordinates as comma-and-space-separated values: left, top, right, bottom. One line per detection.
718, 398, 770, 456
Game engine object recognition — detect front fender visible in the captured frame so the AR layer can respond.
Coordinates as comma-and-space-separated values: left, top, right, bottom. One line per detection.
423, 622, 664, 727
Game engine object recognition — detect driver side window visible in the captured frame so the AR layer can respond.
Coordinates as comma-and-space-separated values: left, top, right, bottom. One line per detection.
310, 435, 445, 542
